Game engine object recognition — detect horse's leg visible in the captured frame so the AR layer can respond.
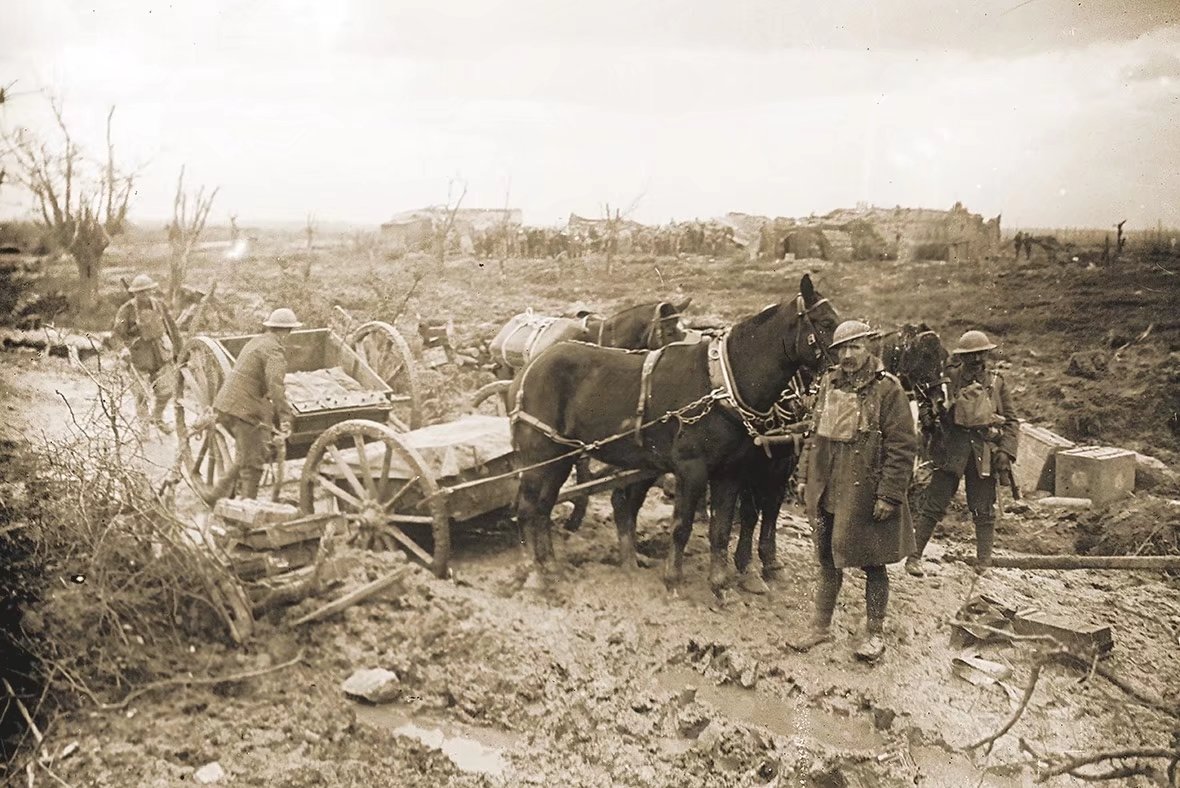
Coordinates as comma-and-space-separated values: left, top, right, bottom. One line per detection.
663, 461, 707, 593
756, 455, 793, 580
515, 457, 574, 586
610, 476, 656, 572
562, 456, 591, 532
734, 479, 772, 595
708, 473, 741, 596
734, 484, 756, 574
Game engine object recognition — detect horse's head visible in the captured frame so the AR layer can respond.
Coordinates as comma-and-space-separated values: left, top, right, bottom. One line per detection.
891, 323, 948, 395
643, 297, 693, 349
787, 273, 839, 374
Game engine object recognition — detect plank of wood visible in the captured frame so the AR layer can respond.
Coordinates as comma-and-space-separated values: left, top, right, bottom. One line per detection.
991, 555, 1180, 571
290, 562, 411, 626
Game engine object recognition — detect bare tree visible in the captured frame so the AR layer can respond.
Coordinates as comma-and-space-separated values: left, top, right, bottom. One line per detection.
167, 166, 219, 309
434, 178, 468, 267
601, 191, 644, 275
303, 212, 317, 280
2, 99, 136, 309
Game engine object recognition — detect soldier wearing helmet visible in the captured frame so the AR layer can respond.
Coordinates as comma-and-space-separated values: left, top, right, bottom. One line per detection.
787, 319, 918, 663
112, 273, 182, 436
210, 308, 301, 500
906, 329, 1019, 577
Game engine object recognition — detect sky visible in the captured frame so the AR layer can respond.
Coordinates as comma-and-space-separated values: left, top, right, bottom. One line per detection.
1, 0, 1178, 230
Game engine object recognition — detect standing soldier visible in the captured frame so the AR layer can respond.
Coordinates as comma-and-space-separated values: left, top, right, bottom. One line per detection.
211, 308, 300, 500
112, 274, 182, 436
906, 330, 1018, 577
1013, 231, 1024, 260
787, 320, 918, 663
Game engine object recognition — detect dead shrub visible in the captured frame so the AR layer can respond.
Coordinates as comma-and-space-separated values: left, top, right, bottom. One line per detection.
12, 363, 249, 713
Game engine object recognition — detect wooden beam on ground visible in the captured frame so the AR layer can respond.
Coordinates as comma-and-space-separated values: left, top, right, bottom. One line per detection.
290, 562, 411, 626
989, 555, 1180, 571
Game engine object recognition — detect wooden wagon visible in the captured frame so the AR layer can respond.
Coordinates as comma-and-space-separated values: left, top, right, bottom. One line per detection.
174, 321, 421, 503
296, 414, 656, 578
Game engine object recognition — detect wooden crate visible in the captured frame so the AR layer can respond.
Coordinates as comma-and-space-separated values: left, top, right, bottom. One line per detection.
236, 513, 346, 551
1012, 423, 1076, 493
214, 498, 300, 527
1055, 446, 1136, 505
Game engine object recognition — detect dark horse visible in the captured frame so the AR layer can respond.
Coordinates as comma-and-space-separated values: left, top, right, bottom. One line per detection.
730, 366, 821, 594
881, 323, 948, 398
489, 298, 693, 380
510, 275, 838, 593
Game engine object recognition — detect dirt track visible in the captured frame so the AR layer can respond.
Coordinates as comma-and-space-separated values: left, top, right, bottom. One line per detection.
4, 247, 1180, 786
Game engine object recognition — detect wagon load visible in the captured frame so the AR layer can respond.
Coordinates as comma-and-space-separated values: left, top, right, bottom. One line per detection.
489, 311, 587, 370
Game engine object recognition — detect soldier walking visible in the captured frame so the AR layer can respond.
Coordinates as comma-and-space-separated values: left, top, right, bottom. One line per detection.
112, 274, 182, 436
906, 330, 1019, 577
787, 320, 918, 663
210, 308, 300, 500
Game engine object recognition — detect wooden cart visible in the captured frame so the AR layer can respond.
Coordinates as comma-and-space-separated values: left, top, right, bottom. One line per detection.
297, 415, 656, 578
174, 322, 421, 503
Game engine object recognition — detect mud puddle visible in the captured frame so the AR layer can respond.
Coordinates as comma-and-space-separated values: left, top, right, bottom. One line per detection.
353, 703, 520, 776
653, 667, 883, 752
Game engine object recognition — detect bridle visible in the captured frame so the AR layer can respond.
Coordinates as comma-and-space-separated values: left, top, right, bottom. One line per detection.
794, 294, 834, 368
641, 302, 686, 350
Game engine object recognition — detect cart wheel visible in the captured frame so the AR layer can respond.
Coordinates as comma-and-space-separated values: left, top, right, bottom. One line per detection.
350, 321, 423, 430
175, 337, 237, 504
470, 379, 511, 416
299, 419, 451, 577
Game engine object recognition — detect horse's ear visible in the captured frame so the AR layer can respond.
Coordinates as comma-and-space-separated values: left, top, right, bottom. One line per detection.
800, 273, 816, 302
670, 296, 692, 314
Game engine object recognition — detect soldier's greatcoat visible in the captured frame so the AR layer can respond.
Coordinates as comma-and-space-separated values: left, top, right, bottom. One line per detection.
799, 362, 918, 568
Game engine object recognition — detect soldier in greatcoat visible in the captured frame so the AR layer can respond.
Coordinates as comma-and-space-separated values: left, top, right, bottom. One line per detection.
112, 274, 182, 436
907, 330, 1018, 576
788, 320, 918, 662
211, 308, 300, 500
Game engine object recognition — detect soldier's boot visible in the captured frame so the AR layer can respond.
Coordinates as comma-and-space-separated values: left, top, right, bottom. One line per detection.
974, 519, 995, 575
785, 566, 841, 653
907, 515, 939, 577
151, 398, 173, 435
854, 618, 886, 663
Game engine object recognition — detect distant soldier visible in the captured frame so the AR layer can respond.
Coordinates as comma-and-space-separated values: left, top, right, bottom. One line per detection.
1021, 234, 1033, 260
787, 320, 919, 663
211, 308, 300, 500
906, 330, 1019, 577
112, 274, 182, 436
1013, 231, 1024, 259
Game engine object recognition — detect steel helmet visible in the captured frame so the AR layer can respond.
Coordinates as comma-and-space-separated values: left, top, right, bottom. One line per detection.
128, 274, 159, 293
952, 330, 997, 355
262, 307, 303, 329
828, 319, 875, 350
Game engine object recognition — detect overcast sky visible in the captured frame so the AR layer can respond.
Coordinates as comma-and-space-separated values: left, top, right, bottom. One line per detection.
2, 0, 1177, 229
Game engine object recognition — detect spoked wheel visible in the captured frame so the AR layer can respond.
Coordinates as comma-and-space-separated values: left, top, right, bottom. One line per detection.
175, 337, 236, 504
470, 379, 511, 417
299, 419, 452, 577
349, 321, 423, 430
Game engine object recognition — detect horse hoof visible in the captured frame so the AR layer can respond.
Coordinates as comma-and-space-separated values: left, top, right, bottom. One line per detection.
762, 564, 785, 582
636, 554, 656, 569
738, 573, 770, 595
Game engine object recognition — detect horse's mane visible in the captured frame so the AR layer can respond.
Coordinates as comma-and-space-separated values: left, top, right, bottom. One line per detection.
729, 302, 789, 344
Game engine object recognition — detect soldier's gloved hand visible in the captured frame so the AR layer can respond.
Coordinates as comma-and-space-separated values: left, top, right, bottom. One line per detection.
277, 419, 293, 439
872, 499, 897, 522
794, 482, 806, 504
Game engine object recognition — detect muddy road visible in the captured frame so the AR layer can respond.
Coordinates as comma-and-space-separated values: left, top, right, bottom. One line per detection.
4, 248, 1180, 786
